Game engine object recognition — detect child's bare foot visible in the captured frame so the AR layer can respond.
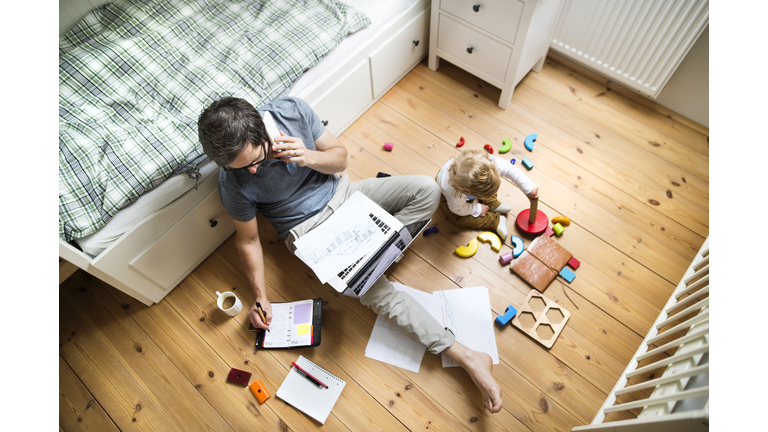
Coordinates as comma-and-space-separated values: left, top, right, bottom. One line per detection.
443, 342, 503, 413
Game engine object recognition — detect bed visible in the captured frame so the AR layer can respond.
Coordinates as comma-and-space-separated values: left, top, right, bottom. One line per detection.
59, 0, 430, 305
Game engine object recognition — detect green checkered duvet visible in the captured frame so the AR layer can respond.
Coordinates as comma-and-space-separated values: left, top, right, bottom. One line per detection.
59, 0, 370, 242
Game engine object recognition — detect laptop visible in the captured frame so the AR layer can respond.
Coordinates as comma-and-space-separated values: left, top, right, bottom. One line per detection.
294, 192, 430, 298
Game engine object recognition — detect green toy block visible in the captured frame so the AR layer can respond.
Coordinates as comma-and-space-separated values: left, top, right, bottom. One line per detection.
552, 223, 564, 236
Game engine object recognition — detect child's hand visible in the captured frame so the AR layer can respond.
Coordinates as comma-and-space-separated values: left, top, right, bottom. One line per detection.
479, 204, 490, 217
527, 187, 539, 201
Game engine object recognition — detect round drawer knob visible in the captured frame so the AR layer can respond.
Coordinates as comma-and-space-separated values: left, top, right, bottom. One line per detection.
322, 120, 328, 126
473, 4, 480, 12
467, 47, 474, 54
209, 219, 218, 228
413, 39, 419, 47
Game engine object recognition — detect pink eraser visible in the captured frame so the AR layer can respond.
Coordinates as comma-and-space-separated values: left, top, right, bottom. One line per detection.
383, 142, 393, 151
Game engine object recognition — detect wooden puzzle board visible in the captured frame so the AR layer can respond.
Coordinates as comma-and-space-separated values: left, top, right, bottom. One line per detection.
511, 290, 570, 349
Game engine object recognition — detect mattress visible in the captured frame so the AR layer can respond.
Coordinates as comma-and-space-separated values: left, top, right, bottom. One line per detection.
75, 0, 419, 258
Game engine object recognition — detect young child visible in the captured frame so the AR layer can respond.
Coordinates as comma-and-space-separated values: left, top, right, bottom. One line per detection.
436, 149, 539, 240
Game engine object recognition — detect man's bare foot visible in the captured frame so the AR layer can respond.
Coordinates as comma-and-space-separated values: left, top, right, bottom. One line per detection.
443, 342, 503, 413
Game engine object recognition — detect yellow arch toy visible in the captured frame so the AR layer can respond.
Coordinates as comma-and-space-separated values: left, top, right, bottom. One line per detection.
477, 231, 502, 252
455, 238, 479, 257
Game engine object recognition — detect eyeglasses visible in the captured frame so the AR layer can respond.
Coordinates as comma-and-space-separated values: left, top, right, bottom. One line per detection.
222, 142, 270, 171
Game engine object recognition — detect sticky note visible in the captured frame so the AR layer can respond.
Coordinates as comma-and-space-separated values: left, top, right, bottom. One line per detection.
297, 324, 311, 335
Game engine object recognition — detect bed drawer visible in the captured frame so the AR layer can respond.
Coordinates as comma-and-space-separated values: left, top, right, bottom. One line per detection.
370, 8, 430, 98
310, 59, 373, 136
440, 0, 524, 45
129, 187, 233, 289
437, 13, 513, 82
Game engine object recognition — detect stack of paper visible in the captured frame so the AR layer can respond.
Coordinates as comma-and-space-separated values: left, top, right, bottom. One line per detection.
365, 283, 499, 371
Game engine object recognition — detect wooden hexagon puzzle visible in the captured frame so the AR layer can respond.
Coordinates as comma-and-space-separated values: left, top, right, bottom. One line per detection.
511, 290, 571, 348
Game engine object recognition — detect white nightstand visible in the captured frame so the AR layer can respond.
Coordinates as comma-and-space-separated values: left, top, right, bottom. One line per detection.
428, 0, 563, 109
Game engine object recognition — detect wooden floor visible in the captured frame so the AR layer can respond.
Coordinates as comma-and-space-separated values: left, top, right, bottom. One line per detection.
59, 53, 709, 432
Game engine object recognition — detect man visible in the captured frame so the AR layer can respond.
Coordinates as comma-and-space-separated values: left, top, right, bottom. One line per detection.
198, 96, 502, 413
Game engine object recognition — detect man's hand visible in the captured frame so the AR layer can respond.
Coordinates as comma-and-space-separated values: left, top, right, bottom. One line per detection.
273, 131, 312, 167
249, 299, 272, 330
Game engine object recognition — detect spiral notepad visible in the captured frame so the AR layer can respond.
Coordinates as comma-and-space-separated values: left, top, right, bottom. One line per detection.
276, 355, 346, 424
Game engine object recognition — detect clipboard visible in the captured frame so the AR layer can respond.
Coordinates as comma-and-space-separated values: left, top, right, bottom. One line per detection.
252, 298, 322, 350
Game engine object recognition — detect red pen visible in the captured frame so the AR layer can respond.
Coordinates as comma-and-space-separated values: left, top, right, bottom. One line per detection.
291, 362, 328, 388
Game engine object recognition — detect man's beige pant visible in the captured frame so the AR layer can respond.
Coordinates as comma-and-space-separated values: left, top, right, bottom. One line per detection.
285, 173, 454, 355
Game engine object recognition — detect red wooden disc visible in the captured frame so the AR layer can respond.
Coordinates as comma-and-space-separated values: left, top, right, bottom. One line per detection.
516, 209, 548, 235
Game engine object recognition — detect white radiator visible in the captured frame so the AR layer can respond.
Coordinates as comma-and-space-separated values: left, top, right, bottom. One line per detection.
573, 237, 709, 431
550, 0, 708, 99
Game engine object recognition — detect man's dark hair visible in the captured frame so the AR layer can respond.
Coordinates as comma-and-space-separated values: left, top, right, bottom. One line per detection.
198, 97, 269, 166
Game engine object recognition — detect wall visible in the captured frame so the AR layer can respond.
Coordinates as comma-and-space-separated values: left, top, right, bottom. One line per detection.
654, 25, 709, 128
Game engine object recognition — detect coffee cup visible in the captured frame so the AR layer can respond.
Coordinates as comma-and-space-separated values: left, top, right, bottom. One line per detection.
216, 291, 242, 316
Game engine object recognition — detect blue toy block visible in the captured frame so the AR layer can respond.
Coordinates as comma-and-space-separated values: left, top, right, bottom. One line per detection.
524, 133, 537, 151
522, 157, 533, 170
510, 158, 516, 165
423, 226, 439, 237
510, 235, 525, 258
495, 305, 518, 326
559, 266, 576, 283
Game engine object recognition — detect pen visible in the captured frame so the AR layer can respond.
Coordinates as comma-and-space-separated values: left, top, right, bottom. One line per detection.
291, 362, 328, 388
255, 302, 270, 333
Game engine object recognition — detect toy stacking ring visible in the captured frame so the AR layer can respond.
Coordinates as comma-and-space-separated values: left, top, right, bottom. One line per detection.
516, 198, 548, 235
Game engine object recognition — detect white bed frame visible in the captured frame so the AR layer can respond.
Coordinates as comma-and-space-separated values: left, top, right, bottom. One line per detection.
59, 0, 431, 305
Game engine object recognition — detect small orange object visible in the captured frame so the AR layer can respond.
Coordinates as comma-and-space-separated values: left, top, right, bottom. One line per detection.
250, 379, 271, 404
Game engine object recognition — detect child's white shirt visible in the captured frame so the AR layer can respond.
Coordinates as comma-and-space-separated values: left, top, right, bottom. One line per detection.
436, 154, 537, 217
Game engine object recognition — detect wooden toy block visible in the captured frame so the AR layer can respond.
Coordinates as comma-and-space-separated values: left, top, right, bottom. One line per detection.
423, 226, 439, 236
521, 157, 533, 170
510, 250, 557, 292
495, 305, 518, 326
552, 223, 564, 236
551, 216, 570, 226
511, 290, 570, 349
249, 379, 271, 404
499, 252, 513, 264
500, 138, 512, 154
559, 267, 576, 283
455, 238, 479, 257
227, 368, 252, 386
526, 235, 573, 272
483, 144, 494, 154
509, 235, 525, 258
478, 231, 502, 252
456, 136, 465, 147
545, 226, 555, 237
383, 142, 393, 151
568, 257, 581, 270
524, 133, 537, 151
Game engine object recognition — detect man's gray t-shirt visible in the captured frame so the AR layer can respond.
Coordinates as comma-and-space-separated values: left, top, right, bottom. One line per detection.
217, 97, 338, 237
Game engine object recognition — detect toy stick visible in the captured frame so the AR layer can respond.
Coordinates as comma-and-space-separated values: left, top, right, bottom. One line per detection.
529, 198, 538, 223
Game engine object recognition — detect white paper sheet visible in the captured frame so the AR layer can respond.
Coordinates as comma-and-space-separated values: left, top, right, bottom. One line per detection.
365, 283, 498, 371
294, 192, 392, 283
435, 287, 500, 367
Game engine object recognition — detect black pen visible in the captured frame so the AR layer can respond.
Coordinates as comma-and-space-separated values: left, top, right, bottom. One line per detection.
255, 302, 270, 332
291, 362, 328, 388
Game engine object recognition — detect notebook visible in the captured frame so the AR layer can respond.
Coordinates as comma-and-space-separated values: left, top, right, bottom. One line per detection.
251, 298, 323, 349
276, 355, 346, 424
294, 191, 430, 297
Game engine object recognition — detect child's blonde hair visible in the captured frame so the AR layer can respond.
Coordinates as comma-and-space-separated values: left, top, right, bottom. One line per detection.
448, 149, 500, 200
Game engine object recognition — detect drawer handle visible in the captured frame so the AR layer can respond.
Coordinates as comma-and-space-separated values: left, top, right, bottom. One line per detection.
473, 4, 480, 12
209, 219, 218, 228
322, 120, 328, 126
467, 47, 474, 54
413, 39, 419, 47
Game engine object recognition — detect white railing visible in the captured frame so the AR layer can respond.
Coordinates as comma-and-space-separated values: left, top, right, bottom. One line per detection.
573, 237, 709, 431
